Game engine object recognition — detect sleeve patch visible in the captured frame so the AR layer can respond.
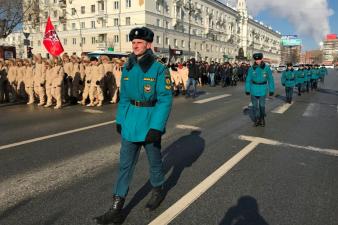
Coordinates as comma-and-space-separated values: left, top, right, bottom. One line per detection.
123, 77, 129, 80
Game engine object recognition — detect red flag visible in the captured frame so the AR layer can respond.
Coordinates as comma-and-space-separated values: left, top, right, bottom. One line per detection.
43, 16, 64, 56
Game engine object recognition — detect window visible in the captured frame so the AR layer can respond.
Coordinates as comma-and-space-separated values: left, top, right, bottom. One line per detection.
73, 38, 76, 45
165, 37, 169, 45
126, 0, 131, 8
165, 21, 169, 29
53, 11, 57, 18
71, 8, 76, 15
99, 2, 104, 11
92, 37, 96, 44
126, 34, 129, 42
81, 6, 85, 14
181, 40, 185, 48
72, 23, 76, 29
156, 36, 160, 44
80, 22, 85, 29
156, 19, 160, 27
126, 17, 130, 25
64, 38, 67, 45
114, 18, 119, 26
81, 37, 85, 45
174, 39, 178, 47
114, 1, 119, 9
44, 11, 48, 19
114, 35, 119, 43
53, 0, 57, 3
91, 5, 95, 13
91, 21, 96, 28
38, 40, 41, 46
63, 24, 67, 31
156, 2, 160, 11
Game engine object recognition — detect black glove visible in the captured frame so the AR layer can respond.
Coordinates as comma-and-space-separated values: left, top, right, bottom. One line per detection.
245, 92, 250, 95
116, 124, 122, 135
40, 83, 44, 87
79, 80, 83, 85
96, 80, 100, 85
145, 129, 162, 143
269, 92, 274, 96
86, 80, 91, 84
68, 76, 73, 82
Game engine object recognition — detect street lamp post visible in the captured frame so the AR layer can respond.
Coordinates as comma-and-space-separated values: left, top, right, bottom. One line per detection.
184, 0, 195, 59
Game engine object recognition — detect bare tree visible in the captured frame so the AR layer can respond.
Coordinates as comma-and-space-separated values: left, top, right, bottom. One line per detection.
0, 0, 38, 38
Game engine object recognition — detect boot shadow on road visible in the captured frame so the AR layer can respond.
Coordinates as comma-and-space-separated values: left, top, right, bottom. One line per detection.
122, 130, 205, 218
219, 195, 269, 225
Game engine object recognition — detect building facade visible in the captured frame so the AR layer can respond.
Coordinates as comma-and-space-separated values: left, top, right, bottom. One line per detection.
23, 0, 281, 63
322, 34, 338, 65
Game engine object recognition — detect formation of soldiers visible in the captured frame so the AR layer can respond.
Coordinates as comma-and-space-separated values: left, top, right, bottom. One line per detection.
281, 63, 328, 103
0, 54, 125, 108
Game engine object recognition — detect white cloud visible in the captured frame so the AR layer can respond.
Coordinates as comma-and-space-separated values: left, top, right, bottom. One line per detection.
219, 0, 334, 43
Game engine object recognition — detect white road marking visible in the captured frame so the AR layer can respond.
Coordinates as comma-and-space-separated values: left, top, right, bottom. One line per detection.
271, 102, 293, 114
0, 120, 116, 151
0, 144, 121, 212
193, 94, 231, 104
302, 103, 320, 117
82, 109, 104, 114
148, 141, 259, 225
239, 135, 338, 157
176, 124, 202, 131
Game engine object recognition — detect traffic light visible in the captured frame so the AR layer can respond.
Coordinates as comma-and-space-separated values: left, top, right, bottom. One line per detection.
27, 47, 33, 58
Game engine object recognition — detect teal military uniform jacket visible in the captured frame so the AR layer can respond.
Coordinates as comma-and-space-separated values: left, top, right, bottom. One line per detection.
281, 69, 296, 87
311, 68, 319, 79
116, 50, 173, 142
295, 69, 305, 84
305, 69, 312, 81
319, 67, 328, 78
245, 63, 275, 96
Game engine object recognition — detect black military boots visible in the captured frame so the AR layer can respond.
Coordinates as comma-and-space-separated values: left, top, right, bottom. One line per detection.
94, 195, 125, 224
145, 186, 166, 211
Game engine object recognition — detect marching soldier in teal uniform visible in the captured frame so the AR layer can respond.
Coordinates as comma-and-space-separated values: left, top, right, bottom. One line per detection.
295, 64, 305, 96
319, 64, 328, 83
311, 64, 319, 90
281, 63, 296, 103
94, 27, 173, 224
304, 64, 311, 93
245, 53, 275, 127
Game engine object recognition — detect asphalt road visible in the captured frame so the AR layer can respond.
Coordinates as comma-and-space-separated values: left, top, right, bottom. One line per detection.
0, 70, 337, 225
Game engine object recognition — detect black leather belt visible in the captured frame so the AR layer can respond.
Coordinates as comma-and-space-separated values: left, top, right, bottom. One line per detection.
252, 81, 267, 85
130, 100, 157, 107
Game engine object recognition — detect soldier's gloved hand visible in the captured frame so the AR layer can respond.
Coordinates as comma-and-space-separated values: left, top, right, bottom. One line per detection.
86, 80, 91, 84
79, 80, 83, 85
145, 129, 162, 143
116, 124, 122, 135
68, 76, 73, 82
269, 92, 274, 96
96, 80, 100, 85
245, 92, 250, 95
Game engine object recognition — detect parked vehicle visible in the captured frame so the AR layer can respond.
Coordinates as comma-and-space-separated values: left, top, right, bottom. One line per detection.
276, 65, 286, 73
0, 45, 16, 59
87, 50, 129, 60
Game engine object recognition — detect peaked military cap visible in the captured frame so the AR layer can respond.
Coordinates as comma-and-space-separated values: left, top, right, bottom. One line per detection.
253, 53, 263, 60
129, 27, 154, 42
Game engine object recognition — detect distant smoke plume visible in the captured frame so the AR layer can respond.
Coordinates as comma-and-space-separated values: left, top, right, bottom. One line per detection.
222, 0, 334, 44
